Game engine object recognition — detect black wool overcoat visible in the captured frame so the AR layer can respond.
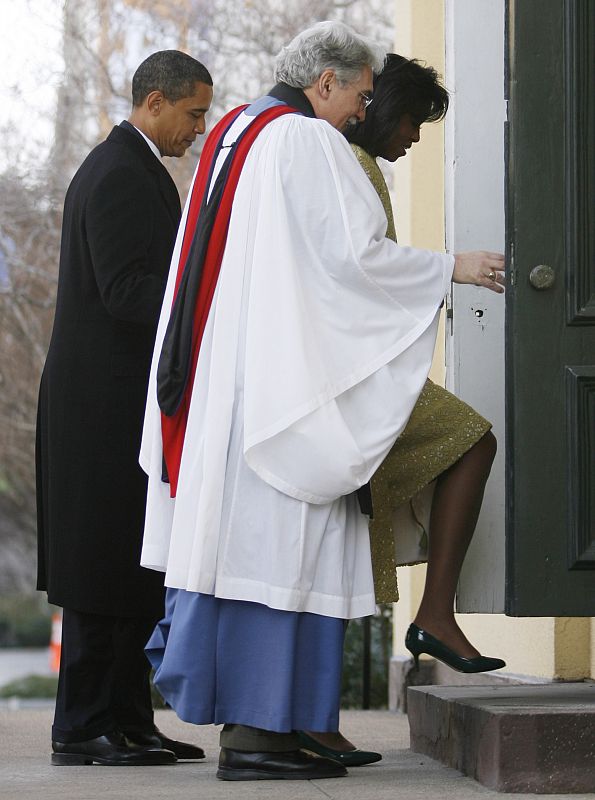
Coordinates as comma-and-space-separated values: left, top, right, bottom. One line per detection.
36, 123, 181, 617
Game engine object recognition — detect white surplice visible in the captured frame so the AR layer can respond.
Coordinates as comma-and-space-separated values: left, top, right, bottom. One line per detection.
140, 112, 453, 619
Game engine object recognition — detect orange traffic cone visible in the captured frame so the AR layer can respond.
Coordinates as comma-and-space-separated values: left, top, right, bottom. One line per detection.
49, 611, 62, 673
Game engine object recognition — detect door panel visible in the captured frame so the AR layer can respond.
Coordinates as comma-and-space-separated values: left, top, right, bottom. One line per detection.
565, 0, 595, 325
505, 0, 595, 614
566, 365, 595, 569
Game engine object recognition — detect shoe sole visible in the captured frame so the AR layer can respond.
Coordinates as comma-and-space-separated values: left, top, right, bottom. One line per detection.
216, 767, 346, 781
299, 746, 382, 767
335, 755, 383, 767
51, 753, 175, 766
170, 752, 205, 760
408, 646, 505, 673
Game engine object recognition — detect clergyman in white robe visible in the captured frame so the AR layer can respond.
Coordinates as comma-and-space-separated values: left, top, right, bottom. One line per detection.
140, 108, 452, 619
137, 70, 460, 767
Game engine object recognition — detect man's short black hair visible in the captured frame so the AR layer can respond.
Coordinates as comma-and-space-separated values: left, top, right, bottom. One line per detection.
132, 50, 213, 106
346, 54, 449, 157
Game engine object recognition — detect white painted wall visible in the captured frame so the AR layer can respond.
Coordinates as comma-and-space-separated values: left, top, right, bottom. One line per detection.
444, 0, 507, 612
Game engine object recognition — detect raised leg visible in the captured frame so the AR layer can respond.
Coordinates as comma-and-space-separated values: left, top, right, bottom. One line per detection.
413, 430, 497, 658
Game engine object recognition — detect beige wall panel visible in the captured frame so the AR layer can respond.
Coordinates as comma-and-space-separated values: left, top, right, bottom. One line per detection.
393, 3, 446, 385
391, 0, 447, 656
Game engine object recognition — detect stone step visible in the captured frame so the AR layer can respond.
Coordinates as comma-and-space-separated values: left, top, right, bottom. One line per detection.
407, 683, 595, 793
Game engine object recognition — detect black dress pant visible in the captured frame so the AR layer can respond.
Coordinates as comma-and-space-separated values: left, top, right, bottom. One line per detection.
52, 607, 160, 743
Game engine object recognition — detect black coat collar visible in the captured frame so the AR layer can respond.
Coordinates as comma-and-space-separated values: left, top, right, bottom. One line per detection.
108, 121, 161, 171
119, 119, 160, 155
267, 83, 316, 118
108, 121, 181, 224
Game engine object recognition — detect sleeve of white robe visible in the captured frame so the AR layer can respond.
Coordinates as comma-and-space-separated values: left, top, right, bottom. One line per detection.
137, 162, 198, 571
240, 114, 454, 502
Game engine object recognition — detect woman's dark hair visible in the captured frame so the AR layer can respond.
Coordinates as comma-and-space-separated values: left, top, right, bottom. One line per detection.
346, 53, 449, 156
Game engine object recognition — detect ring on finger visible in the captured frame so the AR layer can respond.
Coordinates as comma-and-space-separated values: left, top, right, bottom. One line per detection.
488, 270, 496, 281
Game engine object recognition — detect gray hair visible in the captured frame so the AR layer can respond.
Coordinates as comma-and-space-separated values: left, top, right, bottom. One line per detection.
274, 21, 386, 88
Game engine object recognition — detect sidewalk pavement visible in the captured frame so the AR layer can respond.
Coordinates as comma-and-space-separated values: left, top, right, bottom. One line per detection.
1, 707, 592, 800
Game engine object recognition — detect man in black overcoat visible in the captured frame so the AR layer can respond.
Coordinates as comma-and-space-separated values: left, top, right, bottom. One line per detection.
36, 50, 213, 766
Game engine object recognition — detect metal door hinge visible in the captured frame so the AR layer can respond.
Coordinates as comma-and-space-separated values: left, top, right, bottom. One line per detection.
445, 292, 454, 334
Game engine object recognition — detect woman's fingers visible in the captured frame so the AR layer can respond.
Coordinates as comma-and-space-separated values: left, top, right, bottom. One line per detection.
453, 251, 506, 293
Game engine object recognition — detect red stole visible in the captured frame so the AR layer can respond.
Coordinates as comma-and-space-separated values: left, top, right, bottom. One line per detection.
161, 103, 297, 497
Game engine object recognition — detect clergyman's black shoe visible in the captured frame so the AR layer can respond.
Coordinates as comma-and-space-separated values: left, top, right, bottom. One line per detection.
216, 747, 347, 781
51, 730, 177, 766
124, 728, 205, 760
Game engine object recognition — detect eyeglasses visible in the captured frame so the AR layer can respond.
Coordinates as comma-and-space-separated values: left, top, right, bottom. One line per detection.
358, 91, 373, 111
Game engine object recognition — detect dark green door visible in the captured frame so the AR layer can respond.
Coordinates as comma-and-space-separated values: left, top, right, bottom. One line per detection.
506, 0, 595, 615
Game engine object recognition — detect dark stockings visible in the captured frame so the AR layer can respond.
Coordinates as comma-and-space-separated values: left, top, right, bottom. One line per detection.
413, 430, 497, 658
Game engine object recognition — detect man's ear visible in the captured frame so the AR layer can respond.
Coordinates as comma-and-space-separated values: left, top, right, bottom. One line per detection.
317, 69, 336, 100
146, 90, 165, 117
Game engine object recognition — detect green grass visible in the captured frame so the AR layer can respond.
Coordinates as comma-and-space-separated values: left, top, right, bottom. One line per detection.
0, 674, 58, 698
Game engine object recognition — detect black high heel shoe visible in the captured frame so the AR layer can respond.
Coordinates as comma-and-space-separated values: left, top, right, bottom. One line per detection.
405, 623, 506, 674
296, 732, 382, 767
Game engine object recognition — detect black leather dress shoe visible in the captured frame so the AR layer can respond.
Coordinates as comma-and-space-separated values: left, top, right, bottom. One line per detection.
51, 731, 177, 766
217, 747, 347, 781
124, 728, 205, 760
